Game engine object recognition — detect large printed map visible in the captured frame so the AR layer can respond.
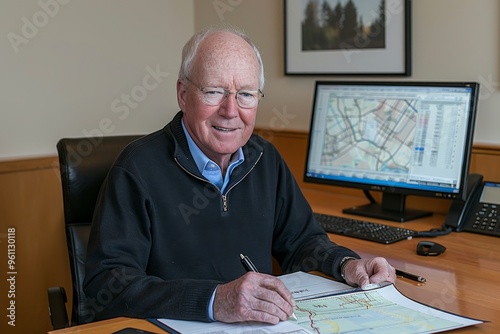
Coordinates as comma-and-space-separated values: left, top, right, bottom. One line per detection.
294, 287, 462, 333
155, 273, 482, 334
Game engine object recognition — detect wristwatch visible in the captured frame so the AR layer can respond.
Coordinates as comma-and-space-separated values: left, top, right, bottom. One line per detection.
340, 256, 357, 280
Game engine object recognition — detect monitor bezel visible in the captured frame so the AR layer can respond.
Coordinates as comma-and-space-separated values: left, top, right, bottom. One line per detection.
304, 80, 480, 203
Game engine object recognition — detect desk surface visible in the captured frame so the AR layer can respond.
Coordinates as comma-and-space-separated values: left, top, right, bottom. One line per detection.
49, 190, 499, 334
306, 189, 499, 334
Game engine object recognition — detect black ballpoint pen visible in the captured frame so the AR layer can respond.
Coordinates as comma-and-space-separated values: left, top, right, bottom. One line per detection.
240, 253, 259, 272
396, 269, 426, 283
239, 254, 298, 321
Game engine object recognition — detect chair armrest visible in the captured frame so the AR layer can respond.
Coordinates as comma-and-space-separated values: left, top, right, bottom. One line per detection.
48, 286, 69, 329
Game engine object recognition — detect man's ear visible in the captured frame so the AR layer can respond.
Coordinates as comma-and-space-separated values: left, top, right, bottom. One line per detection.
177, 79, 187, 110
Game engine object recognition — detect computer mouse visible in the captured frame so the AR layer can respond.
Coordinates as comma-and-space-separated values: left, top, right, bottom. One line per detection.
417, 241, 446, 256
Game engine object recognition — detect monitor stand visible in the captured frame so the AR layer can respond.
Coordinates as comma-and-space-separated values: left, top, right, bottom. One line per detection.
342, 193, 432, 223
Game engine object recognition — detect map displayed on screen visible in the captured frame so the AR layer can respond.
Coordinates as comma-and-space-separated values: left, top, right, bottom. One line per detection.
308, 84, 472, 191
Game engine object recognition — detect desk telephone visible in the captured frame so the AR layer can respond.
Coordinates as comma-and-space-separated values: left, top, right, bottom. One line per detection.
444, 173, 500, 236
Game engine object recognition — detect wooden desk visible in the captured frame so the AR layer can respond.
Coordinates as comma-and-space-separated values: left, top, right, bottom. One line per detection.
47, 317, 162, 334
49, 190, 499, 333
305, 189, 500, 334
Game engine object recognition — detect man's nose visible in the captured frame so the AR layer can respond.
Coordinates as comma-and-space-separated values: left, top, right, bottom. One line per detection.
219, 93, 239, 117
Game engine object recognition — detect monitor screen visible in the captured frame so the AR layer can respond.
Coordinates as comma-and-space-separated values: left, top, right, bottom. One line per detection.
305, 81, 480, 222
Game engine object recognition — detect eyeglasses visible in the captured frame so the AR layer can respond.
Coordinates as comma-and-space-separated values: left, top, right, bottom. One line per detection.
185, 77, 264, 109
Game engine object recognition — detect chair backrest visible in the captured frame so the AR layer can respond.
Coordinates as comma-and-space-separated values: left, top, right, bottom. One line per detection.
57, 135, 142, 325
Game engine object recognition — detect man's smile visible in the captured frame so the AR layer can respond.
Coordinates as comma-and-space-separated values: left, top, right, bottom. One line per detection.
213, 126, 236, 132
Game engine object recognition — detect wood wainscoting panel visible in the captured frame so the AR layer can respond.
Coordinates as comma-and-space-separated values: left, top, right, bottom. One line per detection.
469, 143, 500, 182
0, 157, 71, 334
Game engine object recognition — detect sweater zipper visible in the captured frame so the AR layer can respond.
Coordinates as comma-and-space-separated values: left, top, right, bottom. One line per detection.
220, 151, 263, 212
221, 194, 228, 212
174, 151, 263, 212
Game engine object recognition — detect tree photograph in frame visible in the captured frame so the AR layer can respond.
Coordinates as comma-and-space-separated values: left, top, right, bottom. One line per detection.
284, 0, 411, 76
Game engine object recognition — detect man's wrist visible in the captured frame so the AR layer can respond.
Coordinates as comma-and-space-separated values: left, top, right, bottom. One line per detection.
340, 256, 357, 280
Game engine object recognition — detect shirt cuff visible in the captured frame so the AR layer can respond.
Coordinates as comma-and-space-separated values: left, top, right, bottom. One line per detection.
208, 286, 218, 321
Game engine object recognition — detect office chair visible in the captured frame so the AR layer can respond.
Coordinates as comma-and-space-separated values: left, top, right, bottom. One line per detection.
48, 135, 142, 329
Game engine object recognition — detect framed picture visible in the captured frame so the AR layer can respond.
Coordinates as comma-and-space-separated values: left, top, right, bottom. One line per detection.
284, 0, 411, 76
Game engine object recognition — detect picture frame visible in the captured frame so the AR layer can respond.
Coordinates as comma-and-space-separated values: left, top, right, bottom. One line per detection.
284, 0, 411, 76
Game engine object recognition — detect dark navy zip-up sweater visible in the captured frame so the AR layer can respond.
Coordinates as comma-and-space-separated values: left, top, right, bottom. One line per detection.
83, 111, 359, 322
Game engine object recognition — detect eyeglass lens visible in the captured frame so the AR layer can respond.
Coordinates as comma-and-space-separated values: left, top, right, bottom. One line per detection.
185, 77, 262, 108
201, 88, 260, 108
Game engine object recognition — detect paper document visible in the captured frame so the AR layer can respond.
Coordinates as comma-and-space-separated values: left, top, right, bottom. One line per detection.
278, 271, 356, 300
293, 283, 483, 334
152, 272, 483, 334
153, 318, 309, 334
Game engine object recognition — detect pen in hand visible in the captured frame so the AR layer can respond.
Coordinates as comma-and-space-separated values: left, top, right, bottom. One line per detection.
240, 253, 259, 272
239, 254, 298, 321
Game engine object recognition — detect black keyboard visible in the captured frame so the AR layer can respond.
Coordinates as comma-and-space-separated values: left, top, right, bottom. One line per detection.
314, 213, 417, 244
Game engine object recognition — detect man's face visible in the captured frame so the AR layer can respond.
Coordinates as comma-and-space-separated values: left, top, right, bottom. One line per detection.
177, 32, 261, 166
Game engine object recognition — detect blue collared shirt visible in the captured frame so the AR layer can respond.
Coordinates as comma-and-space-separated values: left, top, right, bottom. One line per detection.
181, 119, 244, 320
181, 120, 244, 195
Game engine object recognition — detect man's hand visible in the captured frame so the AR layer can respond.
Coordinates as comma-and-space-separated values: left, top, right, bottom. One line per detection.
213, 272, 296, 324
343, 257, 396, 288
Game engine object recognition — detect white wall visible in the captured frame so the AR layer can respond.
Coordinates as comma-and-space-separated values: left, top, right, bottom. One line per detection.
2, 0, 499, 159
0, 0, 194, 159
195, 0, 500, 145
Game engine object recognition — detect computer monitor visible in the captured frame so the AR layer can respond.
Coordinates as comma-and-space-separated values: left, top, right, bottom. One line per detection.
304, 81, 480, 222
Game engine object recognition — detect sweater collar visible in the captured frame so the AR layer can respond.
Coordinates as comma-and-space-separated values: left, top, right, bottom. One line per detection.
166, 111, 263, 182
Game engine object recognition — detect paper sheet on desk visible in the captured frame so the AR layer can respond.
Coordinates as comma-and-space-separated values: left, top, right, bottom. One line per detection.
152, 272, 352, 334
153, 272, 347, 334
151, 272, 483, 334
293, 283, 484, 334
154, 318, 310, 334
278, 271, 355, 300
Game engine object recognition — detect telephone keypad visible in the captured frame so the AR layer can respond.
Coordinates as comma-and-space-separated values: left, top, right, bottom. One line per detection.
473, 204, 499, 233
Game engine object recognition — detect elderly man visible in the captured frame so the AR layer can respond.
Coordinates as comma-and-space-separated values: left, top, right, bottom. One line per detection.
83, 26, 396, 324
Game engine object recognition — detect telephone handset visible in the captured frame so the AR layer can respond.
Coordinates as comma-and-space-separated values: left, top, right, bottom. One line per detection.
444, 173, 483, 231
444, 173, 500, 236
